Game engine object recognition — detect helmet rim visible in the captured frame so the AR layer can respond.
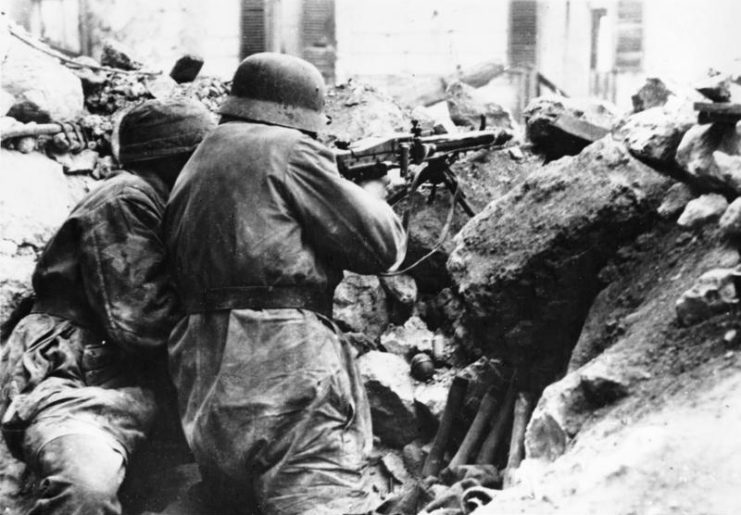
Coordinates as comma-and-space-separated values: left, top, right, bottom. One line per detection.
218, 95, 325, 134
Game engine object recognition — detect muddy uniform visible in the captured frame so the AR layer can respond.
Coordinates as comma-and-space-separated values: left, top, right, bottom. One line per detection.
0, 171, 178, 515
165, 121, 406, 514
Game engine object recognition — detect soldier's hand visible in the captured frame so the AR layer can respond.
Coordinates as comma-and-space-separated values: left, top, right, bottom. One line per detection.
360, 178, 388, 200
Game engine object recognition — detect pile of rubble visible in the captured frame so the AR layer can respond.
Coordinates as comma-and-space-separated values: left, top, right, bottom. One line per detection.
5, 15, 741, 515
0, 20, 535, 514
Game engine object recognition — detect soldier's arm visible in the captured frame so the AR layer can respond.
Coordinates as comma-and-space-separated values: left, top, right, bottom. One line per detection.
78, 190, 180, 355
284, 136, 407, 274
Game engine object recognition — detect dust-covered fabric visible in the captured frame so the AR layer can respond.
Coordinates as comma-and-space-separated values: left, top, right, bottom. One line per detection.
165, 121, 406, 514
0, 171, 178, 460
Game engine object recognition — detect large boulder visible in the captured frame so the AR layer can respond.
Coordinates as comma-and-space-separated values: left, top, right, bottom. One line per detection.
448, 137, 670, 390
357, 350, 419, 447
1, 25, 84, 121
396, 147, 537, 292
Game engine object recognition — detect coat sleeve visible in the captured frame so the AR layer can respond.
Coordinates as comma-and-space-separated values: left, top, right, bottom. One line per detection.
78, 189, 180, 355
283, 136, 407, 275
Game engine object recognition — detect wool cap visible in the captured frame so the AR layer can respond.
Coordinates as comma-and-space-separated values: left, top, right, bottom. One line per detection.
118, 98, 215, 165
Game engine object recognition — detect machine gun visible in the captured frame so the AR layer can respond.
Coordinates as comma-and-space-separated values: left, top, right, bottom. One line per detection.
334, 122, 513, 217
334, 122, 513, 274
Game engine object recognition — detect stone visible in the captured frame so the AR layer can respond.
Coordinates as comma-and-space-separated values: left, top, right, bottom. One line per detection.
333, 272, 389, 340
402, 441, 426, 478
100, 39, 144, 70
448, 137, 670, 388
380, 316, 435, 357
657, 182, 695, 219
675, 122, 741, 193
712, 150, 741, 193
396, 147, 537, 292
719, 197, 741, 237
357, 350, 419, 447
379, 273, 418, 324
676, 268, 741, 326
631, 77, 672, 112
413, 375, 453, 429
1, 26, 84, 121
695, 74, 733, 103
523, 95, 621, 162
614, 102, 695, 167
144, 75, 178, 100
170, 55, 205, 84
525, 361, 629, 461
676, 193, 728, 230
446, 81, 515, 131
630, 77, 703, 113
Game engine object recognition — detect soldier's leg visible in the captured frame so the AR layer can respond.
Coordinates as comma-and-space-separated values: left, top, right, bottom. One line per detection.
28, 433, 125, 515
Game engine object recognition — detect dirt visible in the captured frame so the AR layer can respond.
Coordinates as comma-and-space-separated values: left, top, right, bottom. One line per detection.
473, 222, 741, 515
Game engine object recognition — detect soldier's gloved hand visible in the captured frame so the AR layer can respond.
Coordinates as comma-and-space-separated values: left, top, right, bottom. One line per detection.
360, 177, 389, 200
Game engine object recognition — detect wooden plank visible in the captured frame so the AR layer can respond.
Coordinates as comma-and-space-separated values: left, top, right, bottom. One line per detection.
694, 102, 741, 115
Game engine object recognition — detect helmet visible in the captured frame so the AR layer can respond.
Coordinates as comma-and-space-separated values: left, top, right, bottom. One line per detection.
219, 52, 326, 133
118, 98, 215, 165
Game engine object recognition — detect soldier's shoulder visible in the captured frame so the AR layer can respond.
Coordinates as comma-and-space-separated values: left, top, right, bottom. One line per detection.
77, 172, 158, 211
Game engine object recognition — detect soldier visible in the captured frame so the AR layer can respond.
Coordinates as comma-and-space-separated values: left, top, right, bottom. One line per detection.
165, 53, 406, 514
0, 98, 215, 514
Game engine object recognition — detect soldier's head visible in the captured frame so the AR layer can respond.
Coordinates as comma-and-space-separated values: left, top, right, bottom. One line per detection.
219, 52, 327, 136
118, 98, 215, 187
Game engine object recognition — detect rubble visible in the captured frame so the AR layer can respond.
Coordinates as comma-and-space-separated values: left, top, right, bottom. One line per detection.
396, 147, 537, 292
657, 182, 695, 218
614, 99, 695, 167
695, 73, 741, 103
320, 81, 411, 145
100, 39, 144, 70
675, 122, 741, 193
449, 137, 670, 391
676, 268, 740, 325
523, 95, 620, 161
379, 274, 418, 324
381, 316, 435, 358
719, 197, 741, 237
357, 350, 420, 447
445, 81, 515, 131
676, 193, 728, 230
333, 272, 390, 340
2, 26, 84, 121
631, 78, 672, 112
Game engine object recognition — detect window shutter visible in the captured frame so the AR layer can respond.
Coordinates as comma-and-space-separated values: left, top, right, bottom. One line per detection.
509, 0, 538, 67
301, 0, 335, 83
241, 0, 266, 59
616, 0, 643, 70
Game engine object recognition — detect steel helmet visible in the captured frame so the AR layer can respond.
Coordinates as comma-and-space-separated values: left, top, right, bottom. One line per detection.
118, 98, 215, 165
219, 52, 326, 133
